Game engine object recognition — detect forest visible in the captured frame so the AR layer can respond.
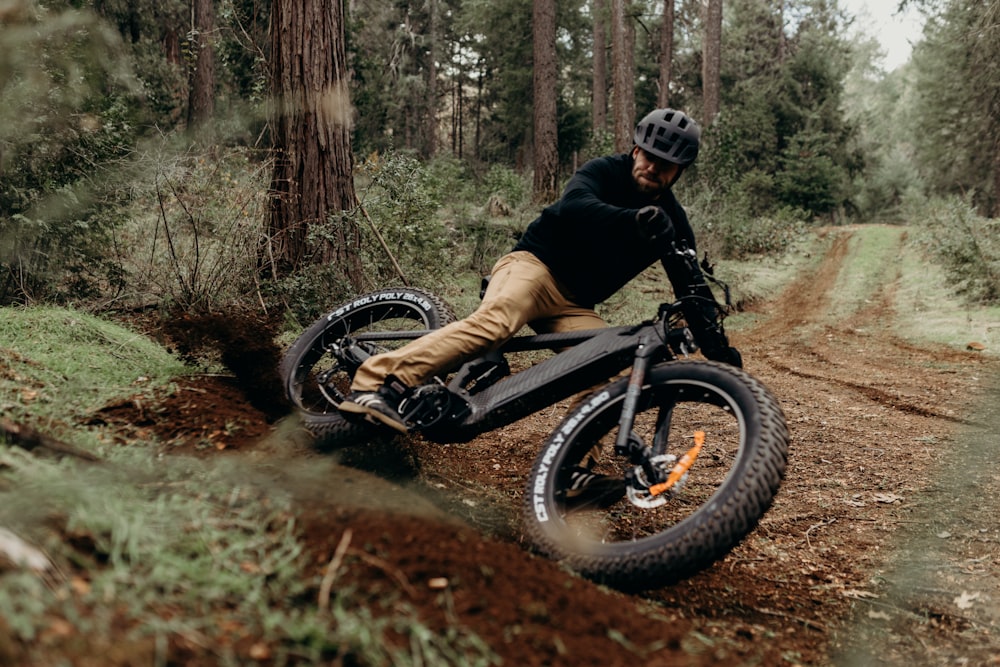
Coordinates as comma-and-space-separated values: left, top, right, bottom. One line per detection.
2, 2, 1000, 665
0, 0, 998, 320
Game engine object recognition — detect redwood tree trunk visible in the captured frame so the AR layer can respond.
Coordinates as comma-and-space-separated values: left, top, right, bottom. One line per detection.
657, 0, 674, 108
267, 0, 362, 285
532, 0, 559, 203
611, 0, 635, 152
187, 0, 216, 129
702, 0, 722, 124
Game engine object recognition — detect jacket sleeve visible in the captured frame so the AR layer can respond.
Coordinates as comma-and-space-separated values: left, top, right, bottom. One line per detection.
555, 160, 641, 232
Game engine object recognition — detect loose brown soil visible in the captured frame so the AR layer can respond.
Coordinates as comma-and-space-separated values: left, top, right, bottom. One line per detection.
21, 226, 1000, 665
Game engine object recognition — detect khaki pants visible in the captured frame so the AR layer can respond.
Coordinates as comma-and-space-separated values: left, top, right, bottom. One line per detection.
351, 251, 607, 391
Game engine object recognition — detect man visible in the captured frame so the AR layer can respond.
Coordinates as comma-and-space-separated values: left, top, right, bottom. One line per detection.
340, 108, 740, 434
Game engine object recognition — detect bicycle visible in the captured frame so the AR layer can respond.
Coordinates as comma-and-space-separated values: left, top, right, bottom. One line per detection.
280, 245, 789, 591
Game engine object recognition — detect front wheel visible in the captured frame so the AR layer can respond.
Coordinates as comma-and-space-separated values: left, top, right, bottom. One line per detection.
522, 360, 789, 591
280, 288, 455, 448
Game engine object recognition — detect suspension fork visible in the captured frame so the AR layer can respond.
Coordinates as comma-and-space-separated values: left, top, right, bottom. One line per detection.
614, 336, 676, 487
614, 335, 655, 456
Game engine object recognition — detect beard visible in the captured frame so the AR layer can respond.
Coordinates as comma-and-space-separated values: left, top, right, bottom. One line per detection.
632, 168, 670, 196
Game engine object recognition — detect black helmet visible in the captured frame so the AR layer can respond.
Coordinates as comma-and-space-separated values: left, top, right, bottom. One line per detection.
633, 108, 701, 166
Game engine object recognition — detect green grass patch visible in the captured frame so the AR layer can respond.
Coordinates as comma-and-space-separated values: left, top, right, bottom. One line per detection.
0, 306, 189, 433
826, 224, 907, 323
894, 236, 1000, 353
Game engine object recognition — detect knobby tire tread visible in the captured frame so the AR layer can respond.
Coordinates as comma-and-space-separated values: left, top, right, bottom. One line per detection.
280, 287, 455, 449
522, 360, 789, 591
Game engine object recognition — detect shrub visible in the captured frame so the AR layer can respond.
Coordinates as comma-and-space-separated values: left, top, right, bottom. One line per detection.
689, 181, 809, 260
910, 194, 1000, 305
0, 5, 141, 306
112, 143, 271, 313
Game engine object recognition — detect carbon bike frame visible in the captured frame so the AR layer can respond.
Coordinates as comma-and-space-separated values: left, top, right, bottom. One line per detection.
346, 302, 691, 444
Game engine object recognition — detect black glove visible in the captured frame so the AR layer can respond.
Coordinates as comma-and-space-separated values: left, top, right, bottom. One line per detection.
635, 206, 673, 243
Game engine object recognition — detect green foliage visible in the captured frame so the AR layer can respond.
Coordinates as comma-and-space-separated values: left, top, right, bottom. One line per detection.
686, 175, 809, 260
279, 149, 464, 323
909, 195, 1000, 305
355, 150, 452, 284
481, 164, 529, 209
908, 0, 1000, 216
702, 0, 859, 219
774, 130, 846, 214
0, 1, 145, 305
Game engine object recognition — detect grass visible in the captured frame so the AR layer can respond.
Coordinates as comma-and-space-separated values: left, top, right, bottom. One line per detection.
0, 306, 188, 426
893, 236, 1000, 352
0, 306, 497, 666
826, 223, 906, 324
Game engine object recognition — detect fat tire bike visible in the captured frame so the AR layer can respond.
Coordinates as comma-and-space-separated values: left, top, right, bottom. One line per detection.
280, 249, 789, 591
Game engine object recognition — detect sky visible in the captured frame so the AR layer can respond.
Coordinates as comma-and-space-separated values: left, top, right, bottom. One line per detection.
839, 1, 927, 70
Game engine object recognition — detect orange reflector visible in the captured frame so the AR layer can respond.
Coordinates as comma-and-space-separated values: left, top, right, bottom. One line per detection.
649, 431, 705, 497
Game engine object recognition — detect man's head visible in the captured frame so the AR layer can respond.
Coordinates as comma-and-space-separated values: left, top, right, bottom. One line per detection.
630, 108, 701, 195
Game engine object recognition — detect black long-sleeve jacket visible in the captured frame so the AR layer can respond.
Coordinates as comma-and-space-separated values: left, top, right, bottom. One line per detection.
513, 153, 696, 307
512, 152, 735, 361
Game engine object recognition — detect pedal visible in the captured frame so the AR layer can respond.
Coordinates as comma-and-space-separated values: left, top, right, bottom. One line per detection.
399, 384, 470, 429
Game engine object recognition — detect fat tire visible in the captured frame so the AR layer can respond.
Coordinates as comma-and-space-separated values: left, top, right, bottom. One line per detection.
280, 287, 455, 448
522, 360, 789, 591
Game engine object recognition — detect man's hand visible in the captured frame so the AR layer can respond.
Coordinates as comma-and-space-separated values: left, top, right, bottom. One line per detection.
635, 205, 673, 243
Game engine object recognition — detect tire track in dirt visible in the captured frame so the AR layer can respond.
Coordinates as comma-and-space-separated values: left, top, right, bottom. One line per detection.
749, 226, 976, 422
751, 227, 853, 338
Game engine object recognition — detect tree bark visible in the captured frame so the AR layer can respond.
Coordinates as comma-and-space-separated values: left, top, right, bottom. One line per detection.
187, 0, 216, 129
702, 0, 722, 124
611, 0, 635, 152
425, 0, 438, 157
267, 0, 362, 285
592, 0, 608, 134
657, 0, 674, 108
532, 0, 559, 203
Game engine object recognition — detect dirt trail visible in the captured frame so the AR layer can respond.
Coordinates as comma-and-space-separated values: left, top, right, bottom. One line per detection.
61, 224, 1000, 666
394, 224, 1000, 665
654, 224, 1000, 665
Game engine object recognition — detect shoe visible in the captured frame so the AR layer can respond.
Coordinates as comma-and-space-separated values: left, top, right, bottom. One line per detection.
563, 466, 626, 509
339, 390, 408, 434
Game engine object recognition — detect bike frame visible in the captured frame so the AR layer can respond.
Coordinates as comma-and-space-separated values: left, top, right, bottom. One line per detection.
343, 301, 696, 445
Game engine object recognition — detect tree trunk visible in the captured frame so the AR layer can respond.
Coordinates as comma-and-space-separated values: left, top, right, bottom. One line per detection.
267, 0, 362, 285
592, 0, 608, 134
657, 0, 674, 108
611, 0, 635, 152
532, 0, 559, 203
187, 0, 216, 129
702, 0, 722, 124
425, 0, 438, 157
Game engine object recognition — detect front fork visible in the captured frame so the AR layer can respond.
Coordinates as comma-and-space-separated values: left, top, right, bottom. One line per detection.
614, 337, 669, 476
613, 337, 685, 505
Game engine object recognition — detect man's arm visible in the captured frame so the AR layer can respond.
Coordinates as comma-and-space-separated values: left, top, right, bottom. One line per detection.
660, 243, 742, 367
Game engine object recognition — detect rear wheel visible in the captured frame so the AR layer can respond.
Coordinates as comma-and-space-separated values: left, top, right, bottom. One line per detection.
522, 360, 789, 591
280, 288, 454, 447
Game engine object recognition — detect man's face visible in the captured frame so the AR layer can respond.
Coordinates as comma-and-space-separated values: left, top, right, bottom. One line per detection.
631, 147, 681, 195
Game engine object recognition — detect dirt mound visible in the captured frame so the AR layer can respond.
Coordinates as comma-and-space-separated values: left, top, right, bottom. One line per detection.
160, 309, 291, 420
86, 374, 275, 454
